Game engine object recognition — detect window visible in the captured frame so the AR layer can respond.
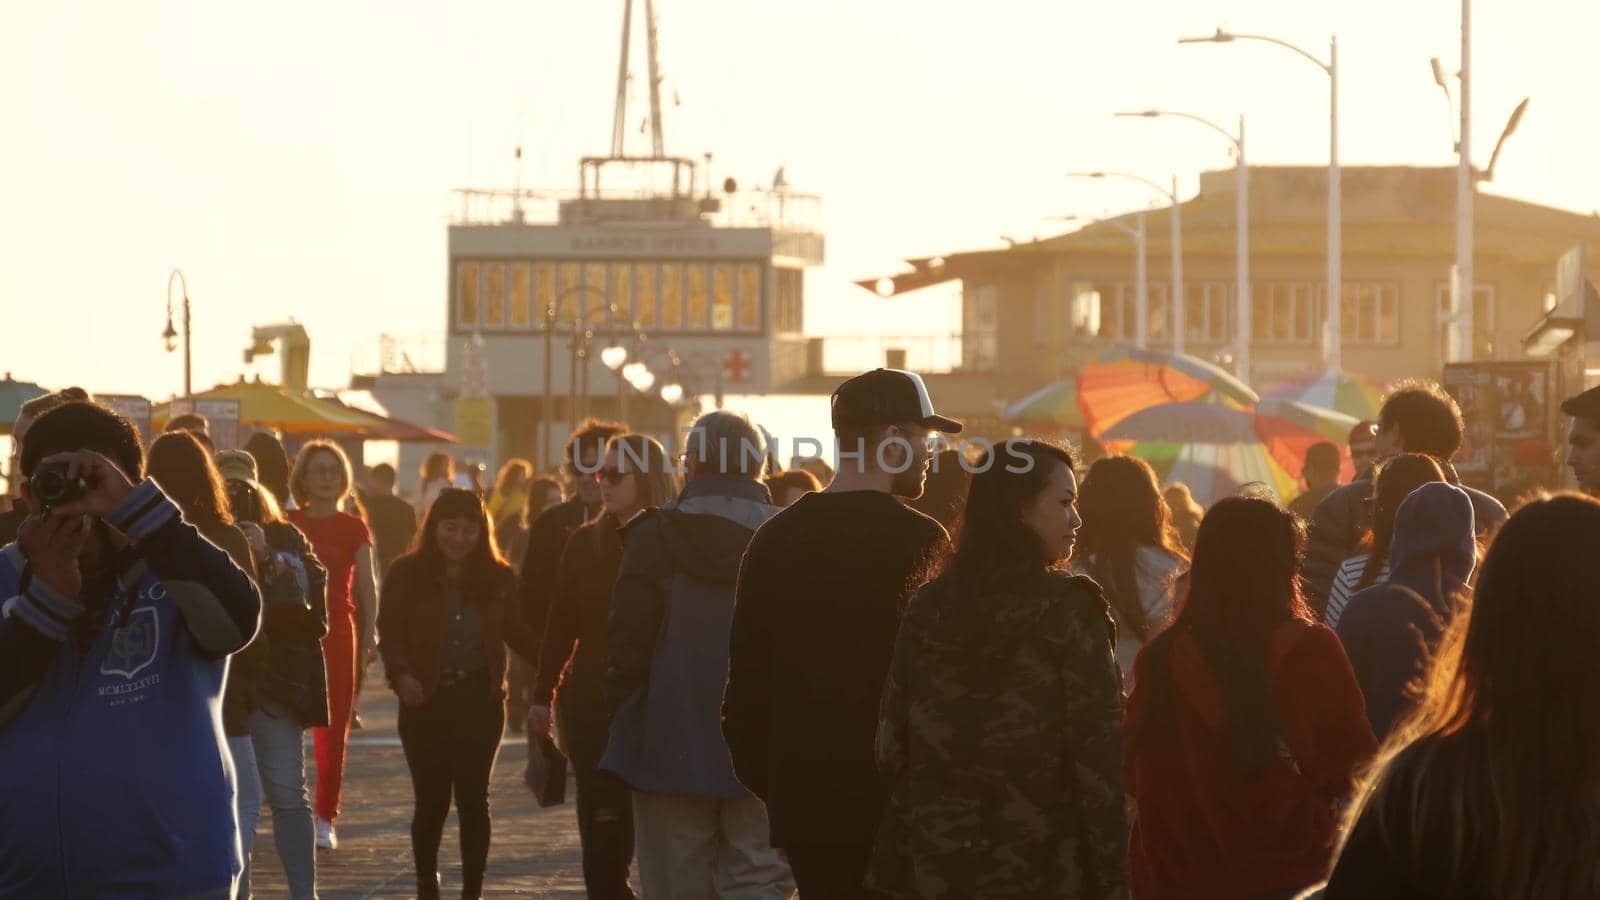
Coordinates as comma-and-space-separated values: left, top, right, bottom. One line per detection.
509, 264, 532, 328
1337, 282, 1401, 346
1252, 282, 1315, 346
738, 263, 762, 331
584, 264, 608, 325
712, 264, 734, 330
661, 264, 683, 328
1070, 283, 1103, 339
963, 285, 999, 371
686, 265, 709, 328
611, 264, 632, 327
1434, 282, 1497, 360
456, 262, 479, 330
483, 263, 505, 328
635, 263, 658, 328
775, 268, 803, 333
534, 262, 556, 328
558, 264, 582, 326
1184, 282, 1230, 344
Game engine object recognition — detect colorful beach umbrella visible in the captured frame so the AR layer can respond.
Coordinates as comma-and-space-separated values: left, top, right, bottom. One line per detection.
1077, 346, 1259, 434
1001, 376, 1087, 429
1260, 369, 1387, 421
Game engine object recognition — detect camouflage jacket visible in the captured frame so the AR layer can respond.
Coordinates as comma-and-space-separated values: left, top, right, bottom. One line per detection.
867, 568, 1129, 899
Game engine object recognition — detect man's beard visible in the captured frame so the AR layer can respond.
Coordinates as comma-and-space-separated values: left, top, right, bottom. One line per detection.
890, 467, 926, 500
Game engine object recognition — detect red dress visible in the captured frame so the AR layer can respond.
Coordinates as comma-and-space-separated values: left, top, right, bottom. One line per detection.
1124, 621, 1378, 899
288, 509, 372, 823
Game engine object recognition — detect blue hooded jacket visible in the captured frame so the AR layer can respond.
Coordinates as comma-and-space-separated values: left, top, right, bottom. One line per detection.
0, 481, 262, 899
1336, 482, 1475, 740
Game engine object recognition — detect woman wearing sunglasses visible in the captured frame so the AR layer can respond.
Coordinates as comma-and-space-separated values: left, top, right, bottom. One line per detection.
531, 434, 679, 899
379, 488, 538, 899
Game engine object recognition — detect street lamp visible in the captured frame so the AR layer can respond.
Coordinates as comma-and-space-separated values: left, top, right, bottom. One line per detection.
659, 382, 685, 405
1429, 35, 1530, 362
1115, 110, 1248, 373
1182, 27, 1339, 373
1069, 167, 1185, 353
164, 268, 192, 397
600, 344, 629, 370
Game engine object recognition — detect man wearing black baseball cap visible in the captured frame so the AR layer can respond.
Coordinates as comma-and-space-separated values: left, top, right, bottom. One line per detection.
725, 369, 960, 899
1560, 384, 1600, 494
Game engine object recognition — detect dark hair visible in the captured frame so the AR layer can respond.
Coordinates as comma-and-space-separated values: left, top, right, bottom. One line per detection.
936, 440, 1078, 590
1131, 497, 1311, 778
906, 448, 972, 532
370, 462, 397, 486
19, 387, 91, 422
521, 475, 564, 529
1077, 456, 1188, 642
1379, 380, 1465, 459
565, 418, 627, 467
767, 468, 822, 501
165, 413, 211, 436
1303, 440, 1341, 476
1355, 453, 1447, 591
405, 487, 511, 603
147, 431, 233, 528
21, 401, 144, 482
243, 432, 292, 507
1336, 493, 1600, 897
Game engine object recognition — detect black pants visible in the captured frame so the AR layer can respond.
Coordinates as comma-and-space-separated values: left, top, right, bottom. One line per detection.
786, 843, 875, 900
398, 674, 505, 899
562, 702, 637, 900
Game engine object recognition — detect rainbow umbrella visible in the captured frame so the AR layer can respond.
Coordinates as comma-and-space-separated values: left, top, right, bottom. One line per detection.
1099, 400, 1349, 505
1077, 346, 1259, 434
1253, 399, 1357, 483
1260, 370, 1387, 421
1002, 376, 1087, 430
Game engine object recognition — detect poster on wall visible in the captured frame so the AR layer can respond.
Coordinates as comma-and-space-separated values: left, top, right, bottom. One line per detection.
1443, 360, 1555, 491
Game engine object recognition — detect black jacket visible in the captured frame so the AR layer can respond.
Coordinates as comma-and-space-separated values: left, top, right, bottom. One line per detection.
1303, 461, 1505, 610
517, 496, 592, 637
252, 522, 331, 728
724, 490, 948, 847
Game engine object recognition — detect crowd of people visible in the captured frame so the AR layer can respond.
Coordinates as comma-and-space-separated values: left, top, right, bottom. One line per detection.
2, 369, 1599, 898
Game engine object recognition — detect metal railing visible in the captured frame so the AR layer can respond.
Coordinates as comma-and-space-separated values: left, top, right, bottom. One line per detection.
350, 333, 448, 376
449, 186, 822, 234
812, 334, 973, 376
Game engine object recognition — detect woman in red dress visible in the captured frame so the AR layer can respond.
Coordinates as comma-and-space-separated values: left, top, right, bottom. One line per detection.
288, 440, 378, 851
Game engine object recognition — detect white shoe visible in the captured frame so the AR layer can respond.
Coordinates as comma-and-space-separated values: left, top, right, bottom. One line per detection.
315, 818, 337, 850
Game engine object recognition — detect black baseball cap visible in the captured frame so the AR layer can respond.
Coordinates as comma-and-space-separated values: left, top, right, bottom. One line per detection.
831, 368, 963, 434
1561, 384, 1600, 424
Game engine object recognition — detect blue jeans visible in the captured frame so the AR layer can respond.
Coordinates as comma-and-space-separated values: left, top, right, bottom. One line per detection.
228, 735, 263, 898
250, 708, 319, 899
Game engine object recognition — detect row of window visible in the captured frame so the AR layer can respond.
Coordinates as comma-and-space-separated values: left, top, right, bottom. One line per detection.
453, 260, 772, 335
1061, 281, 1494, 349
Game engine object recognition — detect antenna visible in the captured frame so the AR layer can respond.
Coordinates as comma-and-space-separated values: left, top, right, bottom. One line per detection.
643, 0, 666, 156
610, 0, 635, 157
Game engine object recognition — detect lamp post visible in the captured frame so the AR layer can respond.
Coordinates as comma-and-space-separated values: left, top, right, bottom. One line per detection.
1430, 11, 1530, 362
1182, 28, 1338, 373
538, 283, 610, 468
1115, 110, 1247, 371
164, 268, 192, 397
1068, 169, 1184, 353
1056, 210, 1148, 346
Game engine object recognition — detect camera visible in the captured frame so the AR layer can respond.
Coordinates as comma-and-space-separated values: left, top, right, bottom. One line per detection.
29, 461, 88, 514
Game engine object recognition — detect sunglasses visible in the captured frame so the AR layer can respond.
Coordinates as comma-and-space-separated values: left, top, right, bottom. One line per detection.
593, 468, 631, 485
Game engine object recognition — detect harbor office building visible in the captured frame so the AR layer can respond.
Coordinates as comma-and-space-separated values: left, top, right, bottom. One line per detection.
859, 166, 1600, 433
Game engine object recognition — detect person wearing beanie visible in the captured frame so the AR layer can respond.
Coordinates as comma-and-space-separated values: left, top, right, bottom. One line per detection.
1560, 385, 1600, 495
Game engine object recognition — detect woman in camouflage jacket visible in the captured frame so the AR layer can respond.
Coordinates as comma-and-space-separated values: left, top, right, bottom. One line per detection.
868, 440, 1129, 899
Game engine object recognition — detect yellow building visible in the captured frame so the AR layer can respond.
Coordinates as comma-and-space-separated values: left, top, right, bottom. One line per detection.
853, 165, 1600, 430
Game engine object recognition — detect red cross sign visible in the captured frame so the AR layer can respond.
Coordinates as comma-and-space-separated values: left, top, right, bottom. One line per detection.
724, 348, 753, 383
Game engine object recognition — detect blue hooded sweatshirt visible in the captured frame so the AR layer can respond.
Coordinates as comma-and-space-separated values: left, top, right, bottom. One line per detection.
1336, 482, 1475, 740
0, 480, 262, 899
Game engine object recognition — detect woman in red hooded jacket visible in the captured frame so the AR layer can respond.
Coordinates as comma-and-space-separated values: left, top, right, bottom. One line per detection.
1123, 497, 1377, 900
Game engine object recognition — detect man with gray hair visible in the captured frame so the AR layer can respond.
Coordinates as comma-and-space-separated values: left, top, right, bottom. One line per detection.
601, 410, 794, 899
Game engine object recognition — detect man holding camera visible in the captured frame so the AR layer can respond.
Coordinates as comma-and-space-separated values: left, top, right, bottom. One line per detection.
0, 401, 262, 897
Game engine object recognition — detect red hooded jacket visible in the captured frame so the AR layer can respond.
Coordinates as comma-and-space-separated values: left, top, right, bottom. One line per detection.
1124, 621, 1377, 899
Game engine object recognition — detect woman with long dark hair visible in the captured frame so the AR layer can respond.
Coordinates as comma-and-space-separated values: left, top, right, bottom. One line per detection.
1319, 494, 1600, 897
1123, 497, 1376, 900
1322, 453, 1445, 629
287, 440, 378, 849
533, 434, 679, 899
1075, 456, 1189, 679
867, 440, 1129, 899
379, 489, 537, 899
145, 433, 266, 892
216, 449, 329, 900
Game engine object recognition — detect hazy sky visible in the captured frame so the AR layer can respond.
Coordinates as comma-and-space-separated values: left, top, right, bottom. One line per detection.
3, 0, 1594, 403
